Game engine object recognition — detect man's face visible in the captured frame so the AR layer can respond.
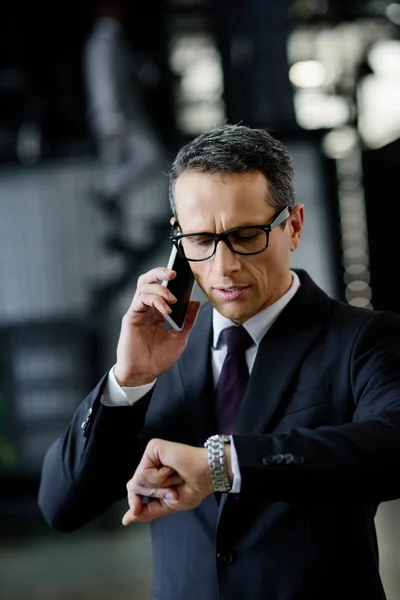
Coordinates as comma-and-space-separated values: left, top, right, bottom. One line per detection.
174, 171, 304, 324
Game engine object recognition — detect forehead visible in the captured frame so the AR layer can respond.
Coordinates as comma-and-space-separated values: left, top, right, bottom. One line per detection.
174, 171, 274, 230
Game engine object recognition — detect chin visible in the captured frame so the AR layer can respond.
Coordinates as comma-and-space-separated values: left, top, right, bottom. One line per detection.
214, 301, 249, 324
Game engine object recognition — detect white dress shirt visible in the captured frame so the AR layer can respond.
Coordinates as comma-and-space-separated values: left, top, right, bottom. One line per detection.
102, 271, 301, 493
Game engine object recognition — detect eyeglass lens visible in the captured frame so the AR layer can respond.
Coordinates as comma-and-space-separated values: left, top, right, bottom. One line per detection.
178, 228, 269, 260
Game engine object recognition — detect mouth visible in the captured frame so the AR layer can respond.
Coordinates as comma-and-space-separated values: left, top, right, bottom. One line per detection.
213, 286, 249, 301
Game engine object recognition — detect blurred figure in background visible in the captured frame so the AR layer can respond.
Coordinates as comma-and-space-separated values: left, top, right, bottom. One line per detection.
83, 0, 165, 246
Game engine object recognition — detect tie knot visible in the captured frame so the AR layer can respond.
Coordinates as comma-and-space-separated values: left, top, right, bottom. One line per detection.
219, 326, 253, 354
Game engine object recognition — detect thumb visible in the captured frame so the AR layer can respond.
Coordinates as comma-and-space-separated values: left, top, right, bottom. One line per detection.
180, 301, 201, 336
122, 487, 179, 525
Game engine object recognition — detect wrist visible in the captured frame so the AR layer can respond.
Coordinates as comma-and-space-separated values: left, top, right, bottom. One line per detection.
200, 448, 214, 494
224, 443, 233, 486
113, 366, 155, 388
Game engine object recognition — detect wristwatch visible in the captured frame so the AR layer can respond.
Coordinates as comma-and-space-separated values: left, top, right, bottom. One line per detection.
204, 434, 232, 492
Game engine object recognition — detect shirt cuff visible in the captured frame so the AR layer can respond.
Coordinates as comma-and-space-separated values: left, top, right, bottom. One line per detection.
229, 436, 241, 493
101, 366, 157, 407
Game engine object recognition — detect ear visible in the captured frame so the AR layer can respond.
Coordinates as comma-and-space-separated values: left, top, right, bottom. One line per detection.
170, 216, 176, 226
289, 204, 304, 252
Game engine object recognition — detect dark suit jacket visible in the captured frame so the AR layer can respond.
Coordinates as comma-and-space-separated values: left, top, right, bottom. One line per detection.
38, 270, 400, 600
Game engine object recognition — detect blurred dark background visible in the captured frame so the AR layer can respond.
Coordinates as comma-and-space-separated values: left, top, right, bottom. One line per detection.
1, 0, 400, 598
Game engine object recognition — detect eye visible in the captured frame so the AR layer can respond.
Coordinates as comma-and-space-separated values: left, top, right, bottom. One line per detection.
238, 232, 257, 240
186, 235, 214, 246
232, 229, 262, 242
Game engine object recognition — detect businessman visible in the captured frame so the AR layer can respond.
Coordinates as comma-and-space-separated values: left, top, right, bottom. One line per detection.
39, 124, 400, 600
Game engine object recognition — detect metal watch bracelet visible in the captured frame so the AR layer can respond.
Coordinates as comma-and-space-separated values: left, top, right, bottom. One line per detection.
204, 434, 232, 492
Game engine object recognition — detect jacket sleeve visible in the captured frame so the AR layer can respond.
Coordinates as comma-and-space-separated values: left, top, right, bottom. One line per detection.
38, 373, 152, 532
233, 311, 400, 502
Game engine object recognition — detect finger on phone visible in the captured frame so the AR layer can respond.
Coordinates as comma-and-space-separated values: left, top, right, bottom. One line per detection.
135, 294, 172, 315
155, 298, 172, 315
139, 284, 177, 305
181, 301, 201, 334
138, 267, 176, 287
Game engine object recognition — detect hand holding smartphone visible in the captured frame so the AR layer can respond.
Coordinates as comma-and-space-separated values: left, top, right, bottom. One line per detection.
161, 246, 196, 330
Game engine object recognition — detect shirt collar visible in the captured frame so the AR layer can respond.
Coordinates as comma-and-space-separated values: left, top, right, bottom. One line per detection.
212, 270, 301, 348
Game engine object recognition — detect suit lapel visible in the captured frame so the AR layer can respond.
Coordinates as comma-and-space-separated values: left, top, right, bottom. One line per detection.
234, 270, 333, 435
178, 302, 216, 446
217, 271, 334, 519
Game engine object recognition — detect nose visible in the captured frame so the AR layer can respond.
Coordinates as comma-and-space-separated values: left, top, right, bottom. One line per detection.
210, 239, 241, 276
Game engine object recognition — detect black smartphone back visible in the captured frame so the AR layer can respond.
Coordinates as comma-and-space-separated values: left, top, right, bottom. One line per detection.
162, 246, 196, 330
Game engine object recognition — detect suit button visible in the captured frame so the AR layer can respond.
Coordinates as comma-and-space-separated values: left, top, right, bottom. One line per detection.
274, 453, 285, 464
293, 454, 304, 465
218, 550, 236, 565
261, 455, 275, 466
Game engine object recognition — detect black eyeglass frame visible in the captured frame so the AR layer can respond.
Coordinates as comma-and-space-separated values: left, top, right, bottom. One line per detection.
170, 205, 292, 262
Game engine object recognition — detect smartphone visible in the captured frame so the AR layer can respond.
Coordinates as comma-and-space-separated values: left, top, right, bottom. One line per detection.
161, 245, 196, 331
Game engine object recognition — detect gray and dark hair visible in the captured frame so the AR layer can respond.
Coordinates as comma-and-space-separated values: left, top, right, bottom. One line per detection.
168, 124, 296, 218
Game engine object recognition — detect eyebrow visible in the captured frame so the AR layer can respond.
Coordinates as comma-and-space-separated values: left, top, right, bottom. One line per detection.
180, 221, 270, 235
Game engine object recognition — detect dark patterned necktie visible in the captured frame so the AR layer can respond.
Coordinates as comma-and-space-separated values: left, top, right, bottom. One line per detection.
215, 326, 254, 435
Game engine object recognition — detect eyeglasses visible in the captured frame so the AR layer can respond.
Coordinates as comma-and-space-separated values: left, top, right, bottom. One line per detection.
170, 206, 291, 262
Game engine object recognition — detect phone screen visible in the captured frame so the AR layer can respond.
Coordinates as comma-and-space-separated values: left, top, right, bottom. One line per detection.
162, 246, 195, 330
